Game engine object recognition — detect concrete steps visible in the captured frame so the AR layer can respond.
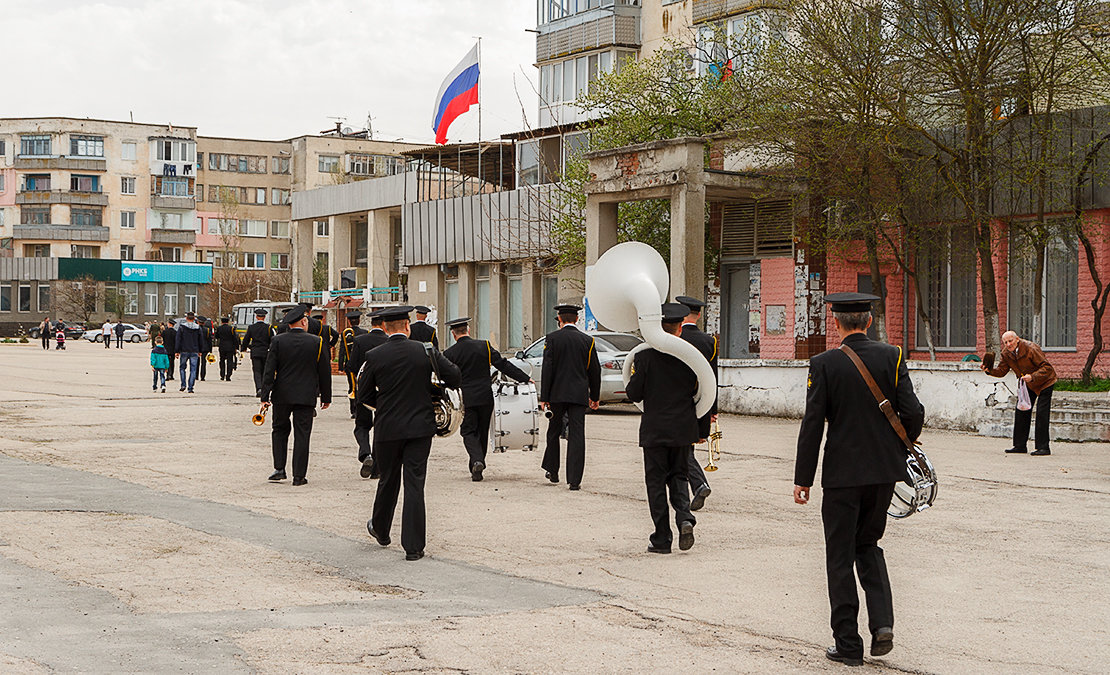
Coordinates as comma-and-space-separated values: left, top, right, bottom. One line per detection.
976, 391, 1110, 442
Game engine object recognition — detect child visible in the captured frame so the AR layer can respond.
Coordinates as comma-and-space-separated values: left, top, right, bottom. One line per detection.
150, 336, 170, 393
55, 326, 66, 350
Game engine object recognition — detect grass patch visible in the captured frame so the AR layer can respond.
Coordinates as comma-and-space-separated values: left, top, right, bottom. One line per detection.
1054, 377, 1110, 392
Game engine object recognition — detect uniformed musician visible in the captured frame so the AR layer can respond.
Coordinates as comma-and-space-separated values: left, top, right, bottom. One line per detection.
338, 311, 368, 418
260, 305, 332, 487
626, 303, 698, 553
313, 312, 341, 358
348, 310, 390, 477
443, 316, 531, 481
408, 305, 439, 348
539, 304, 601, 491
794, 292, 924, 666
675, 295, 718, 511
215, 316, 240, 381
358, 306, 461, 561
240, 308, 273, 397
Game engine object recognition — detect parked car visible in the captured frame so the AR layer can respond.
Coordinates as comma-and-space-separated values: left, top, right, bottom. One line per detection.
509, 331, 644, 404
81, 323, 148, 343
29, 321, 86, 340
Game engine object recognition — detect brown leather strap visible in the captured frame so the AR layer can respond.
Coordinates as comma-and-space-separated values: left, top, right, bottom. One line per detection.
839, 344, 919, 458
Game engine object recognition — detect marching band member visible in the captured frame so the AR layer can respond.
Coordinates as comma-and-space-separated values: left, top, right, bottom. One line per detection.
675, 295, 718, 511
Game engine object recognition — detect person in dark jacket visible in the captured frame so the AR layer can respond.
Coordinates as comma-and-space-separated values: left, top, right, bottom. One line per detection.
240, 308, 273, 396
114, 320, 126, 348
215, 316, 240, 381
675, 295, 719, 511
338, 311, 368, 418
443, 316, 531, 481
348, 311, 389, 477
174, 311, 208, 393
982, 331, 1058, 456
197, 317, 215, 381
408, 305, 439, 348
626, 303, 699, 554
794, 292, 925, 667
539, 304, 601, 490
358, 305, 461, 561
260, 305, 332, 486
162, 321, 177, 380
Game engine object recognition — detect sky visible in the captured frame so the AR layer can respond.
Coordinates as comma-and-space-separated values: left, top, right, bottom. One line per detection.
5, 0, 539, 145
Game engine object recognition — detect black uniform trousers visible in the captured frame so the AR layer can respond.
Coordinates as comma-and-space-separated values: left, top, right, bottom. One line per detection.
1014, 385, 1053, 451
251, 357, 266, 395
461, 404, 494, 469
687, 448, 710, 496
166, 354, 175, 379
199, 354, 208, 380
821, 482, 896, 658
219, 350, 236, 380
643, 445, 695, 550
541, 402, 586, 486
354, 424, 372, 463
371, 435, 433, 555
271, 404, 315, 480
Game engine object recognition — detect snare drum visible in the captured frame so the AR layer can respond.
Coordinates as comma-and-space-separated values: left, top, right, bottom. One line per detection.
490, 381, 540, 452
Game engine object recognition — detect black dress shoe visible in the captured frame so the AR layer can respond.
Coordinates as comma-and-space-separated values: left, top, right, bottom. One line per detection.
1005, 447, 1028, 453
292, 477, 307, 486
545, 471, 559, 483
871, 627, 894, 656
678, 521, 695, 551
367, 521, 390, 546
646, 545, 671, 554
471, 461, 485, 482
568, 484, 580, 491
359, 457, 376, 478
268, 470, 287, 481
1031, 448, 1051, 456
825, 646, 863, 666
690, 485, 711, 511
405, 551, 424, 561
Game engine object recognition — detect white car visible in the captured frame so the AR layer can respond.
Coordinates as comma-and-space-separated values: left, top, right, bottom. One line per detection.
82, 323, 148, 343
509, 331, 644, 404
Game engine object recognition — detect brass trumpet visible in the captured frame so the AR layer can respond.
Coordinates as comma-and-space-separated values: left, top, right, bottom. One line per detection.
252, 404, 268, 426
206, 353, 216, 364
704, 420, 722, 472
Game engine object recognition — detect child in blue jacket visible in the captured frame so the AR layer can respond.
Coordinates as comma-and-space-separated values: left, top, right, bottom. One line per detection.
151, 336, 170, 393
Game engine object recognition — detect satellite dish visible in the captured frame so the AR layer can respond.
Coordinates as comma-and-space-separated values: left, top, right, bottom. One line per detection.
342, 126, 354, 134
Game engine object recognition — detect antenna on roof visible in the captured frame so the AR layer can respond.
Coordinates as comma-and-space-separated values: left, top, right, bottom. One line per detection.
366, 112, 374, 140
326, 116, 347, 135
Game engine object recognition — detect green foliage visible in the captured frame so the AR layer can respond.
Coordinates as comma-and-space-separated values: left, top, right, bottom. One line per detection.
311, 255, 328, 292
1054, 377, 1110, 392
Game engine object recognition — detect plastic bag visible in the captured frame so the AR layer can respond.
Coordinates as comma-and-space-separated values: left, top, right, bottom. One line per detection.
1017, 379, 1032, 411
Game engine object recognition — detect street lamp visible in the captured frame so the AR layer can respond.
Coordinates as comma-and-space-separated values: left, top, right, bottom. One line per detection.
218, 281, 223, 316
255, 278, 261, 301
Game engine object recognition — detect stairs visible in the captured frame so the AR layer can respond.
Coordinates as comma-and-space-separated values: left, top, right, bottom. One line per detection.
976, 391, 1110, 442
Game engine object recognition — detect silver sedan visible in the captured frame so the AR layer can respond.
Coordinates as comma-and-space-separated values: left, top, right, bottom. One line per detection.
509, 331, 644, 404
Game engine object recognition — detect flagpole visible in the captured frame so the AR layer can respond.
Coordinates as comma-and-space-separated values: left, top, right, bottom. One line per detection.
476, 36, 482, 189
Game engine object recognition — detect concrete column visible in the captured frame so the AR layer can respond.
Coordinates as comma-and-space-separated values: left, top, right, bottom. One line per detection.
328, 215, 351, 290
670, 181, 705, 300
487, 264, 505, 348
585, 195, 618, 266
521, 262, 542, 346
458, 263, 476, 319
367, 208, 392, 290
290, 219, 315, 294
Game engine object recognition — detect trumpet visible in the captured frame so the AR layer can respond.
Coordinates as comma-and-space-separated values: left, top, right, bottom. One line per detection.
206, 353, 216, 364
704, 420, 722, 472
252, 404, 268, 426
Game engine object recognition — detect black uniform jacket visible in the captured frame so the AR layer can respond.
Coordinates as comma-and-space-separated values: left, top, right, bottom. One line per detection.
261, 328, 332, 407
356, 334, 461, 442
540, 325, 601, 405
408, 320, 439, 349
215, 324, 240, 353
795, 333, 925, 489
443, 336, 529, 408
338, 326, 367, 371
240, 321, 273, 359
347, 329, 389, 375
681, 324, 719, 418
626, 347, 700, 447
162, 326, 177, 354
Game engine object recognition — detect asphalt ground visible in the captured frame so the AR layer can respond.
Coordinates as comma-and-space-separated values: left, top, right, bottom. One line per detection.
0, 341, 1107, 673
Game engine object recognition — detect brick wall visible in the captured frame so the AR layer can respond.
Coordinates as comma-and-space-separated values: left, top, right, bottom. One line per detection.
759, 256, 796, 358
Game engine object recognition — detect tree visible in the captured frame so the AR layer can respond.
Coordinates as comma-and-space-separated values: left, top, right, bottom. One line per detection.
52, 276, 108, 324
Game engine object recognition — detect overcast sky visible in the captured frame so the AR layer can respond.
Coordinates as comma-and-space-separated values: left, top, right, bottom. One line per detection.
6, 0, 538, 145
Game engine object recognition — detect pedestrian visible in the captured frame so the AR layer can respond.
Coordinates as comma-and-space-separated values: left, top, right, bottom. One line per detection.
39, 317, 51, 350
313, 313, 340, 360
162, 320, 177, 381
150, 336, 170, 393
55, 325, 66, 350
793, 292, 925, 666
982, 330, 1057, 456
408, 305, 439, 348
241, 309, 273, 397
348, 310, 389, 477
101, 319, 112, 349
443, 316, 530, 481
260, 304, 332, 486
539, 304, 601, 491
359, 305, 461, 561
215, 316, 240, 381
198, 316, 214, 381
675, 295, 719, 511
626, 303, 699, 554
114, 320, 126, 348
338, 311, 368, 418
149, 320, 162, 344
174, 311, 207, 393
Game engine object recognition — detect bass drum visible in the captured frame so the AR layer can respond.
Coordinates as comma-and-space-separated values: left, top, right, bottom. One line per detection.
490, 380, 540, 452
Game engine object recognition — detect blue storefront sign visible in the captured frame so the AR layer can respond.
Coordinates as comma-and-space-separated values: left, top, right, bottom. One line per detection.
119, 261, 212, 284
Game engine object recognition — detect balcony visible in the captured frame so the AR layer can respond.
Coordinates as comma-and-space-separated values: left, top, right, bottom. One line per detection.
14, 156, 107, 172
692, 0, 762, 24
13, 224, 110, 242
151, 194, 196, 210
537, 1, 641, 61
16, 189, 110, 206
149, 229, 197, 245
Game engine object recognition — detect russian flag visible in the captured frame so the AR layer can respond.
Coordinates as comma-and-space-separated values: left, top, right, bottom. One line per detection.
432, 44, 480, 145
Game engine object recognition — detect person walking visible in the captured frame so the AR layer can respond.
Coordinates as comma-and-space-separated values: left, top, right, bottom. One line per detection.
101, 320, 112, 349
260, 305, 332, 486
443, 316, 530, 481
197, 316, 214, 381
174, 311, 207, 393
359, 306, 461, 561
539, 304, 601, 491
241, 309, 273, 397
338, 311, 368, 418
408, 305, 439, 348
626, 303, 699, 554
675, 295, 718, 511
150, 336, 170, 393
114, 320, 126, 349
982, 330, 1058, 456
215, 316, 240, 381
39, 317, 51, 350
794, 292, 925, 666
348, 310, 389, 477
162, 320, 177, 381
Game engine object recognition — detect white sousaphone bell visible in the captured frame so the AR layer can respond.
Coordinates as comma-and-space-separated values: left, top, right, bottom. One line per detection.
586, 242, 716, 419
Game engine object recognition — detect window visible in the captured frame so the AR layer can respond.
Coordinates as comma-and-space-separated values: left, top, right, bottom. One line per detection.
0, 140, 5, 157
37, 285, 49, 313
121, 176, 136, 195
0, 174, 5, 192
0, 284, 8, 311
349, 154, 373, 175
208, 218, 235, 235
156, 212, 183, 230
160, 247, 183, 262
121, 142, 137, 161
120, 244, 135, 260
24, 174, 51, 191
19, 285, 31, 312
1008, 228, 1078, 348
196, 152, 204, 166
161, 177, 189, 196
145, 288, 158, 315
271, 188, 291, 205
543, 276, 559, 334
269, 221, 289, 238
196, 184, 203, 201
24, 244, 50, 257
239, 219, 266, 237
20, 135, 51, 156
206, 251, 227, 268
272, 156, 290, 174
157, 140, 173, 160
21, 207, 50, 224
71, 245, 100, 258
70, 135, 104, 157
917, 228, 977, 349
163, 284, 178, 316
241, 252, 265, 269
124, 282, 139, 314
120, 211, 136, 229
70, 175, 100, 192
318, 155, 340, 173
185, 292, 197, 314
71, 208, 103, 227
518, 141, 540, 186
270, 253, 290, 270
315, 219, 330, 237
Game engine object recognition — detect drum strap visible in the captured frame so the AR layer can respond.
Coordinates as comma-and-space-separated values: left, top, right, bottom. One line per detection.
839, 344, 928, 467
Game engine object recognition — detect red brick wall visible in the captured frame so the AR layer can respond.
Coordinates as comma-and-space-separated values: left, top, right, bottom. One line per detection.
760, 257, 796, 358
